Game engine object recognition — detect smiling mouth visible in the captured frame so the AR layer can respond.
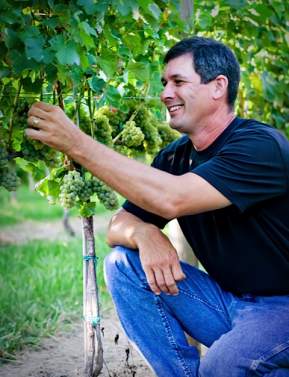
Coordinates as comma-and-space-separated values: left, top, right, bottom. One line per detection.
168, 104, 184, 114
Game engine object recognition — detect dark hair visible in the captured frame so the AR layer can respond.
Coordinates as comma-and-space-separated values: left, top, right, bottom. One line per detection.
164, 36, 240, 108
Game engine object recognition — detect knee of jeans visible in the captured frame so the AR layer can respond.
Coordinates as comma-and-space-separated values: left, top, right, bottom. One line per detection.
199, 346, 246, 377
104, 246, 141, 290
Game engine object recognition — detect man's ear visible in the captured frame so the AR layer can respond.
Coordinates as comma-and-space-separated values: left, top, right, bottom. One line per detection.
211, 75, 228, 100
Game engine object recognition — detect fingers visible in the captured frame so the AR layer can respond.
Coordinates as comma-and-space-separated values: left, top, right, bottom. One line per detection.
25, 127, 45, 141
30, 101, 55, 112
145, 264, 186, 296
163, 268, 179, 295
146, 269, 161, 295
28, 105, 50, 120
154, 268, 169, 294
171, 263, 186, 282
27, 115, 42, 130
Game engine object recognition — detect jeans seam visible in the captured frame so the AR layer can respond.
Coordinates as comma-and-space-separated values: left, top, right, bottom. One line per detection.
155, 296, 194, 377
179, 288, 225, 313
248, 340, 289, 375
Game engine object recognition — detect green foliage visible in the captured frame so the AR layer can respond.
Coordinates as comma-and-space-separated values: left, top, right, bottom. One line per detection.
0, 0, 184, 213
1, 0, 287, 213
192, 0, 289, 130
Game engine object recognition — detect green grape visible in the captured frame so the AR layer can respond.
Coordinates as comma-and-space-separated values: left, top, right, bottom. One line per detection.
78, 179, 95, 202
91, 178, 119, 210
0, 167, 20, 191
121, 120, 144, 147
94, 114, 113, 145
157, 122, 179, 148
0, 147, 9, 169
59, 170, 84, 208
96, 106, 125, 138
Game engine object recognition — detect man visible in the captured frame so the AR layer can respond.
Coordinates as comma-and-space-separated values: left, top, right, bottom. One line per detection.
27, 37, 289, 377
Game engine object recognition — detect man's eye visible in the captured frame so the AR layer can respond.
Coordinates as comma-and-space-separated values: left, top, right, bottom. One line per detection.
175, 80, 184, 86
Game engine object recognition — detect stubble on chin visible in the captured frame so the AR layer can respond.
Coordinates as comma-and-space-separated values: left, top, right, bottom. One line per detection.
169, 118, 184, 133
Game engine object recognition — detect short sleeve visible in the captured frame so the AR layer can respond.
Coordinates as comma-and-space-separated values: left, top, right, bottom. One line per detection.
122, 152, 169, 229
193, 130, 288, 212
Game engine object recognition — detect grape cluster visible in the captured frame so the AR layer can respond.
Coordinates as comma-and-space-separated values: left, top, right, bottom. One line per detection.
121, 120, 144, 147
59, 170, 84, 208
78, 179, 98, 202
94, 114, 113, 146
0, 147, 20, 191
114, 145, 133, 157
92, 178, 119, 210
21, 139, 58, 166
127, 103, 162, 154
0, 167, 20, 191
157, 122, 179, 149
0, 147, 8, 169
97, 106, 125, 138
59, 171, 118, 210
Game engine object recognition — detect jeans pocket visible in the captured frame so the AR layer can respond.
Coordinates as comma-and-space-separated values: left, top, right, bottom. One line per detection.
248, 340, 289, 376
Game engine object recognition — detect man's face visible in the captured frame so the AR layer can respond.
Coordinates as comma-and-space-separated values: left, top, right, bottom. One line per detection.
160, 53, 212, 134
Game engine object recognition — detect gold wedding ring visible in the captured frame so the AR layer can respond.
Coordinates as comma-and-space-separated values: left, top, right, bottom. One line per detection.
32, 117, 40, 126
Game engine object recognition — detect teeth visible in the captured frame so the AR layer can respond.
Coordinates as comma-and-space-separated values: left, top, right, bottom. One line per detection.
169, 105, 182, 113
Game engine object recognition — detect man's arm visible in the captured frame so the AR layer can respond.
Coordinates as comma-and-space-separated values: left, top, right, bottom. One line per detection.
26, 102, 231, 219
107, 208, 186, 295
107, 208, 146, 249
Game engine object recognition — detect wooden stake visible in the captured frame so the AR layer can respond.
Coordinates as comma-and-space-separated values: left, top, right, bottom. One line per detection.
82, 216, 103, 377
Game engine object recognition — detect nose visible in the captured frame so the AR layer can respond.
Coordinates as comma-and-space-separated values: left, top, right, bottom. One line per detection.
160, 82, 175, 103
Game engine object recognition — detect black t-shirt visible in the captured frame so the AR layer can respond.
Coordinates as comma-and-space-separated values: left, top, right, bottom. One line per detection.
123, 117, 289, 295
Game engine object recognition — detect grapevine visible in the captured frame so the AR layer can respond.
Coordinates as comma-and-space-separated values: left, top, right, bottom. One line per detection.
0, 91, 178, 211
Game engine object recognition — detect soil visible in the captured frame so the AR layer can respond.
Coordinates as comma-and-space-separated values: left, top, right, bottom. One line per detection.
0, 308, 154, 377
0, 216, 155, 377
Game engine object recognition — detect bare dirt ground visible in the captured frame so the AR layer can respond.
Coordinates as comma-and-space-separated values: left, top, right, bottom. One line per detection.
0, 309, 154, 377
0, 216, 155, 377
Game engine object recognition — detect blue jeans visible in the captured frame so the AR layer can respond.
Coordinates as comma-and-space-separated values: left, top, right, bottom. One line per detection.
104, 246, 289, 377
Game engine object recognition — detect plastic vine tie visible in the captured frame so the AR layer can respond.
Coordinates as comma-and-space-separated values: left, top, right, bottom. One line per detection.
83, 255, 100, 327
83, 255, 98, 263
83, 315, 100, 327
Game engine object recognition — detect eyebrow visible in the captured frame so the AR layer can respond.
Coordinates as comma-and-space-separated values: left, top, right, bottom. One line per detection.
161, 74, 189, 84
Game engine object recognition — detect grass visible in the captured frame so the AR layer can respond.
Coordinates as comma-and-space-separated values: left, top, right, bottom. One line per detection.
0, 185, 108, 227
0, 234, 112, 362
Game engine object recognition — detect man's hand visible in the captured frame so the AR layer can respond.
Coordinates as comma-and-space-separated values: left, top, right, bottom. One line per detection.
26, 102, 83, 155
133, 223, 186, 295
